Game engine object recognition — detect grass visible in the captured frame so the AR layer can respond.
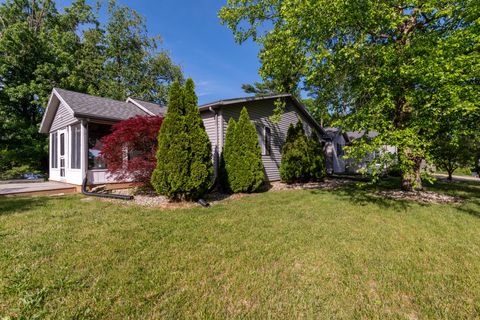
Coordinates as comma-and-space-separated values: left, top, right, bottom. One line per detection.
436, 167, 474, 177
1, 179, 480, 319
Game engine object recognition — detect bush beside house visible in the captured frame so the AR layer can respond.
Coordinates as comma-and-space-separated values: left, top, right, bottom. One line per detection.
308, 133, 326, 181
151, 79, 213, 200
101, 115, 163, 185
280, 122, 325, 183
221, 107, 265, 193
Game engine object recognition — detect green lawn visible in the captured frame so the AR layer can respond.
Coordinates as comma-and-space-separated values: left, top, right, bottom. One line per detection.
1, 180, 480, 319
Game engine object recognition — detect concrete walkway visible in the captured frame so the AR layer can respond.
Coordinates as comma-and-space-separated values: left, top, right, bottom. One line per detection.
0, 181, 77, 196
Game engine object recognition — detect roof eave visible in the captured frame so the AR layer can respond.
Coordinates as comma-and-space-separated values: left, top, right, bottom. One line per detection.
73, 112, 125, 123
198, 93, 292, 112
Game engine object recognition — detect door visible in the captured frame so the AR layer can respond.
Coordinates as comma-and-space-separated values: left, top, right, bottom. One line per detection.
59, 130, 66, 178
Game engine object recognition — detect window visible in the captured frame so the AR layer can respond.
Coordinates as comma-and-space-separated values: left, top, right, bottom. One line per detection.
60, 133, 65, 156
256, 125, 271, 156
51, 132, 58, 168
71, 124, 81, 169
60, 133, 65, 177
264, 127, 271, 156
88, 123, 111, 169
336, 142, 345, 156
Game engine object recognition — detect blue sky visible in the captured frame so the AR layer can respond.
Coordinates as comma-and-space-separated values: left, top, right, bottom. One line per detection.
57, 0, 263, 104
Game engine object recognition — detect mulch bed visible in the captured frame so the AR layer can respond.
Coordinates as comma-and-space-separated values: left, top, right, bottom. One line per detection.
375, 190, 463, 204
85, 178, 463, 207
269, 179, 352, 191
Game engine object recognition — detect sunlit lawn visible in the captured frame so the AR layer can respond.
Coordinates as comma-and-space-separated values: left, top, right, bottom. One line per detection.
1, 179, 480, 319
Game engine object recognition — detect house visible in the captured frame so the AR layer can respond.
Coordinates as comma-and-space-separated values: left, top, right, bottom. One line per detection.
323, 128, 396, 174
323, 128, 349, 174
39, 89, 325, 186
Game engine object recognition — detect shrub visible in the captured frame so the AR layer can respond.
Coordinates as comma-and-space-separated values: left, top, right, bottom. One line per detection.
280, 122, 311, 183
280, 121, 326, 183
308, 133, 326, 181
151, 79, 213, 200
221, 107, 265, 193
100, 115, 163, 185
0, 165, 42, 180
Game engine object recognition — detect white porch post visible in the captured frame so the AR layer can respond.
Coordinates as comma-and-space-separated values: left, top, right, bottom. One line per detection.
81, 120, 88, 183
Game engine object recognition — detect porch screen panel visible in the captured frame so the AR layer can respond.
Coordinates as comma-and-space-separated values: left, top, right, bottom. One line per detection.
88, 123, 111, 169
71, 124, 81, 169
51, 132, 58, 168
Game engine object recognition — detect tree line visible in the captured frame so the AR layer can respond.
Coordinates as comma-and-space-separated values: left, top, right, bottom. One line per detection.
220, 0, 480, 190
0, 0, 182, 176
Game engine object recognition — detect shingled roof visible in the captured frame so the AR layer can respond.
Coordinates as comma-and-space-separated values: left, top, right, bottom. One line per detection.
40, 88, 166, 133
54, 88, 153, 120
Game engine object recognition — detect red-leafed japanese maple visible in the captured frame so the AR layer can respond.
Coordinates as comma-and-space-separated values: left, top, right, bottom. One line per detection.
100, 115, 163, 185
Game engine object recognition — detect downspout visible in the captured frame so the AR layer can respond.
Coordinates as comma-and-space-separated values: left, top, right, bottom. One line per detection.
80, 119, 133, 200
82, 177, 133, 200
209, 106, 219, 178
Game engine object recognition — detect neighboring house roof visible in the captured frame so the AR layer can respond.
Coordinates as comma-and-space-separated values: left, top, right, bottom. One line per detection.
324, 127, 379, 143
39, 88, 165, 133
324, 127, 341, 139
198, 93, 325, 135
346, 131, 379, 140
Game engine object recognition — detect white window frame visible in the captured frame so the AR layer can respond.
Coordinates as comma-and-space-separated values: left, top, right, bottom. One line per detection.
71, 124, 81, 169
51, 132, 58, 168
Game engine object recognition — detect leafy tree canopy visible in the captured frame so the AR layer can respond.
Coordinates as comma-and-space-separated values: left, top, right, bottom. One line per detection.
100, 115, 163, 185
220, 0, 480, 190
0, 0, 183, 174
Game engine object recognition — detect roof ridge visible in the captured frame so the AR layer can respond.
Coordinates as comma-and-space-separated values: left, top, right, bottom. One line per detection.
54, 88, 130, 105
199, 93, 292, 107
129, 97, 163, 105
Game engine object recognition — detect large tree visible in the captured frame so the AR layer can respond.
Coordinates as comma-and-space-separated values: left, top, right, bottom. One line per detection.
220, 0, 480, 190
0, 0, 182, 174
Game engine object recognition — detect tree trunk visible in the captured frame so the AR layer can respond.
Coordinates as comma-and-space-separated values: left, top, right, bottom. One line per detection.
401, 157, 423, 191
448, 170, 453, 180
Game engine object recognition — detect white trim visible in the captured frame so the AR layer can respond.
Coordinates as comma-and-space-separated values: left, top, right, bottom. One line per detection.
39, 89, 76, 133
218, 108, 224, 153
52, 88, 76, 115
126, 97, 155, 116
39, 92, 56, 132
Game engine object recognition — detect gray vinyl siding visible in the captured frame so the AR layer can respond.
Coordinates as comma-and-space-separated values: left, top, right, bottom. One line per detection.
220, 99, 317, 181
50, 102, 77, 132
201, 111, 219, 174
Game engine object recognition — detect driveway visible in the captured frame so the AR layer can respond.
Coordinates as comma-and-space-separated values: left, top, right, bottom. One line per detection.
0, 181, 76, 196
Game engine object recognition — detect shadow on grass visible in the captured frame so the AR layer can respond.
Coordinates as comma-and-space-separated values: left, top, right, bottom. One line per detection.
312, 177, 480, 215
310, 180, 414, 211
0, 196, 51, 217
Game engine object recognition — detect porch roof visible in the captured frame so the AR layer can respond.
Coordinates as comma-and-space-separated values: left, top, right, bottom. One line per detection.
40, 88, 165, 133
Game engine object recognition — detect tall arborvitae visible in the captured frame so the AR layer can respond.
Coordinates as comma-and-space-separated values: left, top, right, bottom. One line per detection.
219, 117, 237, 190
222, 107, 265, 193
308, 133, 326, 181
151, 81, 187, 198
151, 79, 212, 200
183, 78, 214, 198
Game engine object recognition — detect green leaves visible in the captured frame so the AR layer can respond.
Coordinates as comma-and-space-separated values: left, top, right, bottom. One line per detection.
221, 107, 265, 193
151, 79, 213, 200
0, 0, 183, 173
220, 0, 480, 190
280, 122, 325, 183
